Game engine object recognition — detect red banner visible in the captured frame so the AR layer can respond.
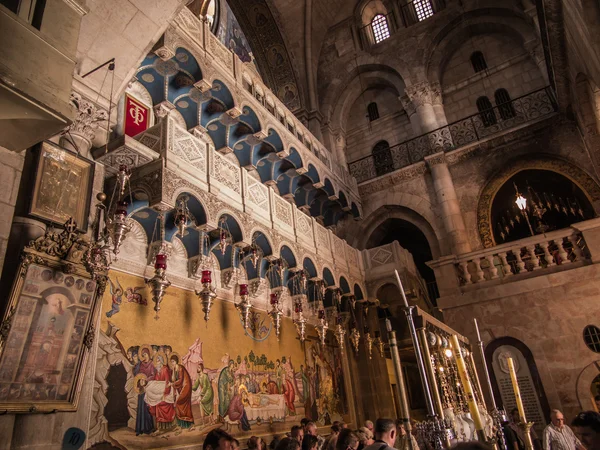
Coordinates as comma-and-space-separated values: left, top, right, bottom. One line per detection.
124, 94, 149, 137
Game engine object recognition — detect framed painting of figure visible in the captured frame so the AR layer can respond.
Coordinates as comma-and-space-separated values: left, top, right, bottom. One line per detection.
0, 224, 103, 412
30, 141, 94, 232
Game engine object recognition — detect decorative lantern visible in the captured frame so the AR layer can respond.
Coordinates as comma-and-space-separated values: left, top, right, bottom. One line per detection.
315, 307, 329, 346
348, 295, 356, 310
106, 200, 132, 257
145, 253, 172, 319
335, 314, 346, 351
196, 269, 217, 323
293, 299, 307, 343
269, 292, 283, 340
218, 217, 231, 255
349, 323, 360, 353
374, 330, 385, 357
174, 195, 191, 237
364, 328, 373, 360
116, 165, 131, 197
235, 283, 252, 329
298, 270, 307, 294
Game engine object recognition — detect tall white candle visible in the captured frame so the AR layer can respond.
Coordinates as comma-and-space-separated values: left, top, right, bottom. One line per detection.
474, 318, 482, 342
394, 269, 410, 308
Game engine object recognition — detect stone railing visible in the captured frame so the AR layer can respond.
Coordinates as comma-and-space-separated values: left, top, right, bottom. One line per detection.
348, 87, 557, 183
455, 228, 588, 286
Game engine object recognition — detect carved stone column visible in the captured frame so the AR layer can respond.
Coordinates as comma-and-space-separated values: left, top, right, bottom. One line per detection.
430, 82, 448, 127
59, 92, 108, 159
404, 82, 440, 134
335, 133, 348, 167
400, 94, 422, 135
425, 152, 471, 255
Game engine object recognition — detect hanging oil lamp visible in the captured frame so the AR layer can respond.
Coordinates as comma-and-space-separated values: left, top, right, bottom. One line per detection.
315, 307, 329, 346
106, 200, 131, 257
374, 330, 385, 357
348, 294, 356, 310
349, 322, 361, 353
174, 195, 190, 237
293, 299, 307, 342
218, 217, 231, 255
145, 253, 171, 320
196, 269, 217, 323
235, 283, 252, 329
297, 270, 307, 294
269, 292, 283, 340
364, 326, 373, 360
335, 314, 346, 350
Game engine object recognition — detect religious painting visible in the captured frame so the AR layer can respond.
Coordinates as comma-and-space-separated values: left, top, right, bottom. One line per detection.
90, 271, 349, 449
123, 94, 150, 137
278, 84, 299, 111
30, 142, 93, 232
0, 259, 98, 412
267, 45, 286, 68
216, 0, 256, 66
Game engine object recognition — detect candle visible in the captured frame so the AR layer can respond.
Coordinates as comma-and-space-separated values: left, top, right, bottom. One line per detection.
239, 284, 249, 296
474, 318, 482, 342
270, 293, 279, 305
394, 269, 410, 308
450, 335, 485, 434
507, 357, 527, 423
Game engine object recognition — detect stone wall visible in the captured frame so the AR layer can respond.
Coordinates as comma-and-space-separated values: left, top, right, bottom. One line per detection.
0, 147, 25, 275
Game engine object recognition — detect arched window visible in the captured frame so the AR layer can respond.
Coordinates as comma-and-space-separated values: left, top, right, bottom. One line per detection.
476, 96, 497, 127
470, 51, 487, 73
371, 14, 390, 43
372, 140, 393, 176
367, 102, 380, 121
413, 0, 434, 21
584, 325, 600, 353
495, 88, 516, 120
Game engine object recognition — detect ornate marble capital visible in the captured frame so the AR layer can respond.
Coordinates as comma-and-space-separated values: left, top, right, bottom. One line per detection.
63, 92, 108, 145
404, 81, 434, 108
153, 101, 176, 121
399, 94, 417, 116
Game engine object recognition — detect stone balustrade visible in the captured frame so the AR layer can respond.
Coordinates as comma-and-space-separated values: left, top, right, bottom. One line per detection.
454, 227, 588, 286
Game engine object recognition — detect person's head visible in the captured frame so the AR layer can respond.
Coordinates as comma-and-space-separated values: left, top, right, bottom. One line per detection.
291, 425, 304, 444
374, 418, 397, 447
198, 363, 205, 373
204, 429, 235, 450
141, 347, 150, 362
551, 409, 566, 429
595, 395, 600, 411
395, 419, 407, 437
270, 436, 283, 450
510, 408, 521, 423
364, 420, 374, 432
335, 429, 359, 450
276, 437, 300, 450
248, 436, 262, 450
357, 427, 374, 446
301, 418, 310, 428
302, 434, 319, 450
330, 424, 341, 436
572, 411, 600, 450
305, 422, 317, 436
170, 355, 179, 369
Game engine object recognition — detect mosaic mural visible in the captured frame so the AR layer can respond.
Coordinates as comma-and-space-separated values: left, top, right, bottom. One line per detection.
92, 271, 347, 449
216, 0, 256, 69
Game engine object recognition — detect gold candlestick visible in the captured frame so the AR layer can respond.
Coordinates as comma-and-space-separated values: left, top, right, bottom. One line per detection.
507, 357, 534, 450
450, 335, 486, 442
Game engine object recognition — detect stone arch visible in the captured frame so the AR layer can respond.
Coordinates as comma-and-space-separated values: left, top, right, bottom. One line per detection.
213, 208, 247, 243
356, 202, 445, 258
574, 73, 600, 135
575, 360, 600, 411
167, 188, 212, 227
248, 227, 277, 258
424, 9, 541, 84
279, 241, 300, 268
477, 154, 600, 248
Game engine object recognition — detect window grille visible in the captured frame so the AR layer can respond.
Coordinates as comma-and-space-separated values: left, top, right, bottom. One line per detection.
583, 325, 600, 353
371, 14, 390, 44
470, 51, 487, 73
413, 0, 434, 21
367, 102, 380, 121
495, 88, 516, 120
476, 96, 497, 127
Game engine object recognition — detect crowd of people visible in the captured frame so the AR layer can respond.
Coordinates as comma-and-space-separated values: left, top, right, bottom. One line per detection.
200, 411, 600, 450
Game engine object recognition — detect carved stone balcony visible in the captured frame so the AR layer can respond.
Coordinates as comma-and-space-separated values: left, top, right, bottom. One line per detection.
348, 87, 557, 184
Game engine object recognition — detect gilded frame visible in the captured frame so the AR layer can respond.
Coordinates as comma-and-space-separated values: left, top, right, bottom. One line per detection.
30, 141, 94, 232
0, 224, 106, 413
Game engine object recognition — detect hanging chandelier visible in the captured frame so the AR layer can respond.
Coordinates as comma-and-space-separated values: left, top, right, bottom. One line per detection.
293, 298, 308, 342
335, 314, 346, 351
105, 165, 133, 257
235, 283, 252, 329
269, 292, 283, 340
374, 330, 385, 357
349, 322, 361, 353
218, 216, 232, 255
145, 253, 172, 320
174, 194, 191, 237
364, 326, 373, 359
315, 307, 329, 346
196, 269, 217, 323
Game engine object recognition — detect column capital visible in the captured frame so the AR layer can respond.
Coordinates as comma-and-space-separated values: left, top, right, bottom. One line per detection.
404, 81, 434, 108
424, 151, 447, 167
61, 92, 108, 154
399, 94, 417, 116
430, 81, 443, 106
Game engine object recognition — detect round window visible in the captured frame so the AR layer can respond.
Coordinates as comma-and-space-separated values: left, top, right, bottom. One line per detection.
583, 325, 600, 353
